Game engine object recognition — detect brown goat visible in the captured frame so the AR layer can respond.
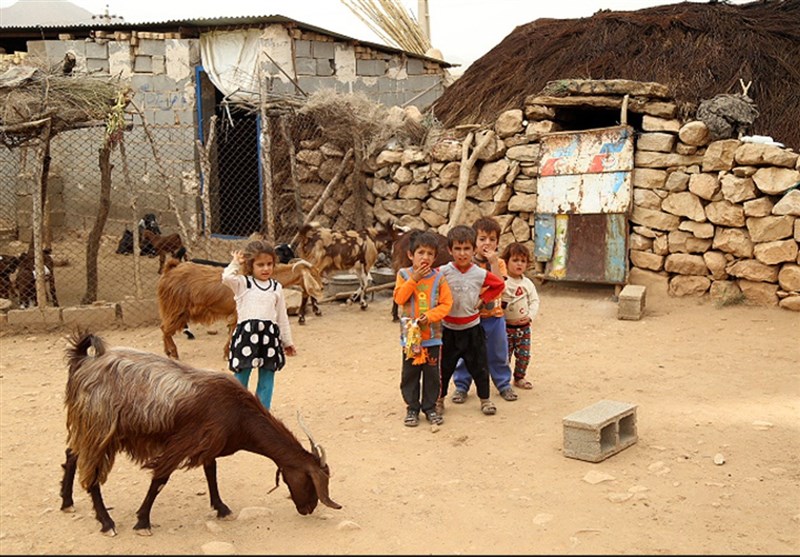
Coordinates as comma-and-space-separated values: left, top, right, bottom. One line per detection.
158, 256, 324, 360
15, 247, 59, 309
294, 222, 397, 311
60, 330, 341, 536
141, 229, 185, 273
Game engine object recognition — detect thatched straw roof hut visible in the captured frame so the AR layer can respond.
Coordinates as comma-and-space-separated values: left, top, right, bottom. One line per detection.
431, 0, 800, 149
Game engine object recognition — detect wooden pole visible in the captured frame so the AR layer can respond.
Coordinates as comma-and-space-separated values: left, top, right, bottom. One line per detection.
82, 140, 113, 305
417, 0, 430, 43
319, 282, 394, 303
31, 119, 52, 309
195, 114, 217, 238
447, 130, 495, 231
260, 107, 275, 243
278, 115, 304, 232
118, 137, 143, 299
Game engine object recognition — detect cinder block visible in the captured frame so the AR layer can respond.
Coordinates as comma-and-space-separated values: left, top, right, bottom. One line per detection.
62, 303, 120, 331
85, 41, 108, 58
137, 38, 166, 57
316, 59, 334, 76
618, 284, 646, 320
134, 55, 153, 73
86, 58, 110, 73
295, 57, 316, 76
406, 58, 424, 75
356, 59, 386, 76
294, 39, 311, 57
311, 40, 334, 59
563, 400, 638, 463
5, 307, 62, 329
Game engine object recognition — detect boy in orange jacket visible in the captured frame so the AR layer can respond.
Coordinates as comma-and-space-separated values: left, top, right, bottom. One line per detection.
394, 230, 453, 427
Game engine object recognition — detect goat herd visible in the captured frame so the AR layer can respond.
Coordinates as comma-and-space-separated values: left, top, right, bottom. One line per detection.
52, 217, 442, 536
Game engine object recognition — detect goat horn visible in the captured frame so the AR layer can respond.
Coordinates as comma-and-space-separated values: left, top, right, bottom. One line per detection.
296, 410, 322, 457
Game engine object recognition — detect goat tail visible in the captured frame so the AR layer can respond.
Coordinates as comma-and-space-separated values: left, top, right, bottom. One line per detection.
291, 258, 313, 273
66, 329, 106, 374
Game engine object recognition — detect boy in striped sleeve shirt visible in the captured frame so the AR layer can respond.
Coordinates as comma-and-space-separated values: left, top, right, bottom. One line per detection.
437, 225, 505, 417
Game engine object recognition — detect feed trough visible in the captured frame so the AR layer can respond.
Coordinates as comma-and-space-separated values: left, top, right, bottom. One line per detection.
370, 267, 396, 285
326, 274, 361, 296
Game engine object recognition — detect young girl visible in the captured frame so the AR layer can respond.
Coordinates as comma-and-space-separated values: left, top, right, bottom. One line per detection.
500, 242, 540, 390
222, 240, 297, 410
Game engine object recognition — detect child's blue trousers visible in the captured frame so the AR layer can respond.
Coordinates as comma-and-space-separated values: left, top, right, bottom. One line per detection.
234, 367, 276, 410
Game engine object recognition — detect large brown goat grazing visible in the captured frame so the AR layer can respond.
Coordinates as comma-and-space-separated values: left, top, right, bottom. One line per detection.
60, 330, 341, 536
157, 256, 324, 360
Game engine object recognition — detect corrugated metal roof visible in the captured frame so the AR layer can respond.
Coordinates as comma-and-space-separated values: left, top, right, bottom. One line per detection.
0, 13, 453, 66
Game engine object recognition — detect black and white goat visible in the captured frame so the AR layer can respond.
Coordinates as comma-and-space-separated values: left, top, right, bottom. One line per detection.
116, 213, 162, 256
15, 247, 58, 309
60, 330, 341, 536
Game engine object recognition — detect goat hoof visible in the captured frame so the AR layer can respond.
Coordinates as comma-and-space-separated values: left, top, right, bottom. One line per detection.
134, 528, 152, 537
60, 505, 76, 513
360, 304, 368, 311
102, 527, 118, 537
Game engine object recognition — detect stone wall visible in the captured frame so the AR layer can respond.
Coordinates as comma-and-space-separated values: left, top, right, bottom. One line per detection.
335, 81, 799, 311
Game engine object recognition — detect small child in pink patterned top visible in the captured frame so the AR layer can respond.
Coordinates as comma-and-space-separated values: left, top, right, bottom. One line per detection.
500, 242, 540, 390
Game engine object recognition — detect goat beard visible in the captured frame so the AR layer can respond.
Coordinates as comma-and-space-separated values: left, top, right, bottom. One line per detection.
267, 468, 282, 494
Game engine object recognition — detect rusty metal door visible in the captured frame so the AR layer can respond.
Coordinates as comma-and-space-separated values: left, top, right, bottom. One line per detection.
534, 126, 633, 284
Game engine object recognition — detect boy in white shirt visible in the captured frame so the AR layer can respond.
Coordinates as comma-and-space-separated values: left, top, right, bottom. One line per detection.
500, 242, 540, 390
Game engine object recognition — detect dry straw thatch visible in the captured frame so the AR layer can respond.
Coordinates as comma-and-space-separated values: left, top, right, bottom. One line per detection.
431, 0, 800, 149
0, 58, 129, 147
300, 89, 427, 155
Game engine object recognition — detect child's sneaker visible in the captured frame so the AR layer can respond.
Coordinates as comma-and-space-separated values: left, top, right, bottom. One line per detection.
404, 409, 420, 427
425, 410, 444, 426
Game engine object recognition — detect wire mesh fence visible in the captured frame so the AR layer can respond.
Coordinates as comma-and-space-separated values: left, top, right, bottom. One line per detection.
0, 101, 365, 315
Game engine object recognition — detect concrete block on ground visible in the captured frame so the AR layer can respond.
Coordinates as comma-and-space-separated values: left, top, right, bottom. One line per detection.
62, 303, 120, 331
4, 307, 62, 331
618, 284, 646, 320
563, 400, 638, 463
119, 298, 160, 327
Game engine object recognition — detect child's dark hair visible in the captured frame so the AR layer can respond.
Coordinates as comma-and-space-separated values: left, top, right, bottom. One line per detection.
447, 225, 476, 248
408, 230, 439, 254
242, 240, 276, 274
501, 242, 531, 264
472, 216, 501, 239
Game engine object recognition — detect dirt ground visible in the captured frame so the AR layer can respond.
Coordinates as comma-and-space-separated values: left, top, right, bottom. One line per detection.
0, 284, 798, 555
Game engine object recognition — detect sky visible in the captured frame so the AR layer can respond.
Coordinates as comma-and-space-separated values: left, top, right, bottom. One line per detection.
0, 0, 752, 70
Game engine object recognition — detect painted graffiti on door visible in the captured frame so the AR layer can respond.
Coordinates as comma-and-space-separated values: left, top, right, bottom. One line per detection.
534, 126, 633, 284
